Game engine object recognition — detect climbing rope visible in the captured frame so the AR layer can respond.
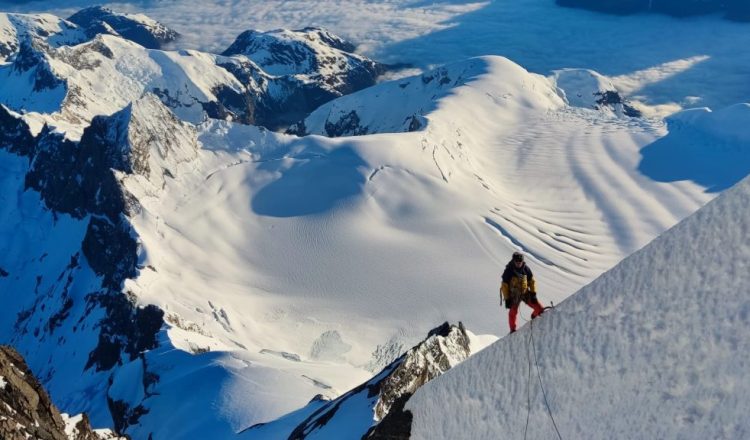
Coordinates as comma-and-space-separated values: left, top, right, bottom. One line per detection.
523, 326, 532, 440
529, 319, 564, 440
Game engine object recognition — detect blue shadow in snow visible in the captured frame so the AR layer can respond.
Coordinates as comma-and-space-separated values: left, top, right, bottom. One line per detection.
638, 129, 750, 193
252, 146, 367, 217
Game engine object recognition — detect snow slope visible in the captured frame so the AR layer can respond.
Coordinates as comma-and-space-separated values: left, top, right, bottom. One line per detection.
406, 146, 750, 440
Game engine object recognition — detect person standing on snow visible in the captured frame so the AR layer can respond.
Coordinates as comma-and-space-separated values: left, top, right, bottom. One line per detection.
501, 251, 547, 333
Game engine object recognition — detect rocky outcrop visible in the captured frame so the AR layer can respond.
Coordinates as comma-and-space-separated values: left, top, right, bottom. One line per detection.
275, 323, 471, 440
67, 6, 179, 49
0, 345, 121, 440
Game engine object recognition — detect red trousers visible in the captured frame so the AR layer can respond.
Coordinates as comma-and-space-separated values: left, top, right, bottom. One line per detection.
509, 298, 545, 332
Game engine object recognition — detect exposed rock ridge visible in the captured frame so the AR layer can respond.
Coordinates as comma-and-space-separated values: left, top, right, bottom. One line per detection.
0, 345, 121, 440
278, 322, 470, 440
372, 322, 470, 422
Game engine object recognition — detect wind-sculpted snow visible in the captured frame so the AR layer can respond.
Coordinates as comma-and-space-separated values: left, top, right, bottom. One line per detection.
407, 167, 750, 440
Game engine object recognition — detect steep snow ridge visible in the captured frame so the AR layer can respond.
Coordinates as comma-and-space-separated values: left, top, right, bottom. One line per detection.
406, 164, 750, 437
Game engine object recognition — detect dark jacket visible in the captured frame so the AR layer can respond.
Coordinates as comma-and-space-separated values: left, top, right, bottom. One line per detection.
500, 262, 536, 300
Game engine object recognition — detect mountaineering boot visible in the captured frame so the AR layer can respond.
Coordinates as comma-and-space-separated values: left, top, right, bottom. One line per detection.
530, 301, 545, 319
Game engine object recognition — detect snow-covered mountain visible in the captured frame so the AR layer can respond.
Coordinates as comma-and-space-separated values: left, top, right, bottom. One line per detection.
1, 4, 748, 440
0, 12, 383, 136
0, 12, 87, 63
67, 6, 179, 50
402, 122, 750, 440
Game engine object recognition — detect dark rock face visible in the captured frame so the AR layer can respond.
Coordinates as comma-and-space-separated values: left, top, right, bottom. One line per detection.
363, 394, 412, 440
0, 345, 115, 440
0, 105, 36, 156
67, 6, 179, 49
324, 110, 367, 137
12, 40, 66, 92
595, 90, 641, 117
373, 322, 470, 421
557, 0, 750, 19
107, 398, 149, 434
24, 125, 128, 220
81, 218, 137, 291
0, 101, 169, 425
0, 346, 68, 440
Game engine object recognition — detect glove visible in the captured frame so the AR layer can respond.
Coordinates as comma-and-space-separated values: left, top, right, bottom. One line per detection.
504, 297, 514, 309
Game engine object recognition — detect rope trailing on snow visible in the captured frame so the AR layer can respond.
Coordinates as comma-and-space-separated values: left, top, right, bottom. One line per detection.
523, 326, 533, 440
529, 319, 564, 440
